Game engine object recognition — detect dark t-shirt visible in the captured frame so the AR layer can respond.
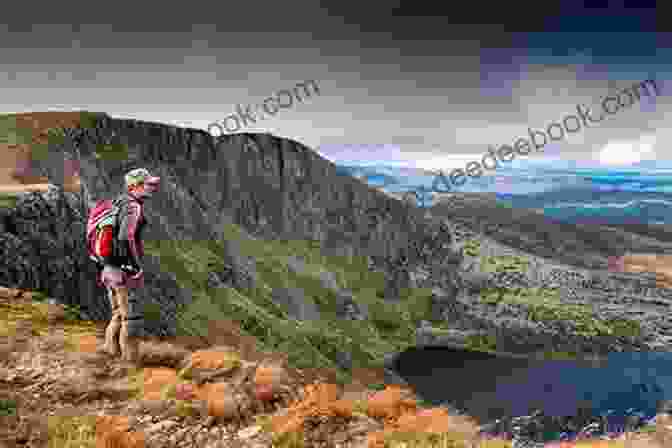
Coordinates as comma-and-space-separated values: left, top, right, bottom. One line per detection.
110, 193, 146, 270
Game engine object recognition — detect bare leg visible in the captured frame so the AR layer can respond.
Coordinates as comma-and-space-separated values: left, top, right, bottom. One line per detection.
103, 287, 121, 356
117, 287, 141, 363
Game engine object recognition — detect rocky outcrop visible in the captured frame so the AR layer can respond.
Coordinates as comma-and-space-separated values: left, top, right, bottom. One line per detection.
0, 186, 191, 336
0, 113, 463, 337
433, 192, 672, 269
1, 112, 668, 364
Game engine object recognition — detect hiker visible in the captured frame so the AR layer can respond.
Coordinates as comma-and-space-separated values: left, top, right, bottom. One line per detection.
87, 168, 160, 364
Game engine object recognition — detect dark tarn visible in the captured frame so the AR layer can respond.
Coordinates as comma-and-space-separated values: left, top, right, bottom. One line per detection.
393, 346, 667, 444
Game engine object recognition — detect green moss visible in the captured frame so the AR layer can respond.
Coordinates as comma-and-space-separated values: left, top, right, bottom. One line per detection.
606, 318, 642, 338
95, 142, 129, 161
45, 127, 67, 143
32, 127, 66, 163
61, 303, 85, 322
538, 351, 580, 360
479, 286, 559, 305
527, 302, 611, 338
142, 225, 440, 384
482, 255, 530, 273
30, 290, 50, 302
0, 192, 20, 209
78, 111, 103, 129
478, 286, 642, 339
149, 226, 639, 387
0, 116, 33, 145
463, 334, 498, 353
462, 239, 481, 257
0, 398, 17, 417
143, 302, 162, 324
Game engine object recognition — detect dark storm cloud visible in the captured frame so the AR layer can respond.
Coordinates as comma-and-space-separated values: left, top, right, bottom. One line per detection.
0, 1, 665, 165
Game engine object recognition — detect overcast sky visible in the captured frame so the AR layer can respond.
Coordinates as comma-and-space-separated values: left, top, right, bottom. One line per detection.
0, 0, 667, 170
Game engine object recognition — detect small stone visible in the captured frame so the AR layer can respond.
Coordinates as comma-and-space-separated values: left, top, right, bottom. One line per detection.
145, 419, 178, 435
194, 432, 209, 445
237, 425, 261, 439
204, 415, 218, 427
137, 399, 173, 415
172, 427, 191, 441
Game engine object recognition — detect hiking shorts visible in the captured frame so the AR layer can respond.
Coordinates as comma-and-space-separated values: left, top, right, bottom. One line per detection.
101, 264, 145, 337
100, 264, 144, 289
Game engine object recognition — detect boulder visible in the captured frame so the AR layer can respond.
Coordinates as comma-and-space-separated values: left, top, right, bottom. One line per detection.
427, 286, 461, 323
178, 347, 242, 384
365, 385, 418, 420
318, 269, 340, 291
271, 287, 321, 322
334, 290, 368, 321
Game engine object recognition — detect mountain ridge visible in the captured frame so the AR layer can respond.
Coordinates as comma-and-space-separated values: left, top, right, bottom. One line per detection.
1, 111, 672, 445
1, 111, 670, 362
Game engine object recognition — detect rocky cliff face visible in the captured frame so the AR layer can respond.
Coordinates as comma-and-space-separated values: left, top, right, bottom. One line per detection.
0, 112, 666, 365
0, 114, 461, 336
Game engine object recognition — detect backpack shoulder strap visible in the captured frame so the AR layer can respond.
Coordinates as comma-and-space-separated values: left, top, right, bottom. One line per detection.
113, 193, 145, 238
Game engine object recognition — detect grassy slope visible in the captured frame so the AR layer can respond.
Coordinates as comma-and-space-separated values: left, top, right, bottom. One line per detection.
0, 112, 665, 447
148, 223, 645, 383
0, 111, 645, 378
0, 110, 437, 384
145, 223, 439, 385
462, 242, 642, 356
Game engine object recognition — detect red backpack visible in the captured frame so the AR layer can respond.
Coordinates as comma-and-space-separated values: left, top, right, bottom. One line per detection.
87, 195, 139, 266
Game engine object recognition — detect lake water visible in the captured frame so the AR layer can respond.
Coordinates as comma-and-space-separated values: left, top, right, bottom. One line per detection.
393, 346, 672, 424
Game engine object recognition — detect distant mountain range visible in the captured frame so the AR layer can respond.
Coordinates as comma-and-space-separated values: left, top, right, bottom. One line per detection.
335, 162, 672, 225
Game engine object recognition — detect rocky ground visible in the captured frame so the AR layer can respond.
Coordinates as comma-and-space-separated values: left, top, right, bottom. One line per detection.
1, 113, 672, 447
1, 288, 670, 448
426, 200, 672, 355
431, 193, 672, 270
0, 287, 515, 448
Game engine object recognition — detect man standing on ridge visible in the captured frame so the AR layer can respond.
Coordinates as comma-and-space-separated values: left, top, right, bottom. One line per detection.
97, 168, 161, 364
